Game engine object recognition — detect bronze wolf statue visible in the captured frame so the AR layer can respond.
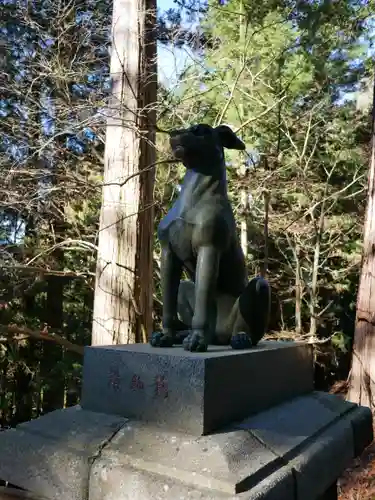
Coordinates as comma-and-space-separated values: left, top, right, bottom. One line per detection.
151, 124, 270, 352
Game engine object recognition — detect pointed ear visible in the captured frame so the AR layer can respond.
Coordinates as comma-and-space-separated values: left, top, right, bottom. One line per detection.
215, 125, 246, 150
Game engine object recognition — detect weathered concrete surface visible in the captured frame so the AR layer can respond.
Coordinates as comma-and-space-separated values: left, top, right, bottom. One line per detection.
89, 420, 286, 496
236, 393, 372, 499
292, 406, 373, 500
290, 417, 352, 500
81, 340, 314, 435
235, 392, 358, 457
89, 460, 294, 500
88, 392, 373, 500
0, 392, 371, 500
0, 406, 127, 500
0, 392, 372, 500
348, 405, 374, 456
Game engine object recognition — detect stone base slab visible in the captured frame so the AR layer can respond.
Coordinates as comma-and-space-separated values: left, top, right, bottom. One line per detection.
0, 393, 370, 500
0, 406, 127, 500
89, 392, 372, 500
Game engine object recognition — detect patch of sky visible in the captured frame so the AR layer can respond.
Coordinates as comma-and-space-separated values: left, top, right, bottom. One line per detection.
0, 101, 10, 118
66, 136, 86, 155
348, 58, 366, 69
76, 11, 93, 24
157, 0, 200, 88
0, 216, 25, 245
15, 69, 28, 82
83, 128, 96, 142
39, 38, 54, 50
87, 74, 101, 83
41, 114, 55, 136
246, 150, 260, 168
72, 84, 89, 98
1, 135, 29, 162
12, 103, 28, 121
103, 76, 112, 91
328, 49, 344, 61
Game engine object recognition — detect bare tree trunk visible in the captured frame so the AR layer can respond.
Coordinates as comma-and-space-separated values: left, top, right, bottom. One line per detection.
239, 0, 248, 259
285, 232, 303, 334
347, 75, 375, 408
240, 188, 248, 258
295, 243, 302, 335
38, 87, 65, 413
309, 206, 324, 340
92, 0, 157, 345
262, 190, 270, 278
41, 265, 65, 413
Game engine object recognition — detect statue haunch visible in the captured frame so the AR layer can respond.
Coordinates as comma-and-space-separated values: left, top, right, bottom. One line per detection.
150, 124, 271, 352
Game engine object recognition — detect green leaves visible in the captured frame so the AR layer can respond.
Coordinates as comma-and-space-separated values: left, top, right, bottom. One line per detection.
159, 0, 371, 348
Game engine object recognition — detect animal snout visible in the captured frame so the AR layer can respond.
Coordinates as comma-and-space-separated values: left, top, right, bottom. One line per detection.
170, 135, 187, 160
169, 132, 196, 160
169, 125, 217, 158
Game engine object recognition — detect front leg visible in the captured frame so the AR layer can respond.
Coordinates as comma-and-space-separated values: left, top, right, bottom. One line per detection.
151, 245, 182, 348
183, 246, 220, 352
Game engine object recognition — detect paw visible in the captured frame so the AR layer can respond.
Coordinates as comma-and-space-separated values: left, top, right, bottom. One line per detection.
174, 330, 190, 345
230, 332, 252, 350
150, 332, 174, 348
183, 331, 208, 352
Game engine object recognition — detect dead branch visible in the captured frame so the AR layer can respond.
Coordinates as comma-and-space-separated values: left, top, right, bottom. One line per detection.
0, 324, 84, 355
0, 265, 93, 278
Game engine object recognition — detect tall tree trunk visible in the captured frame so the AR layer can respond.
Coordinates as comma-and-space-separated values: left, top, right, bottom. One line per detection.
13, 217, 38, 424
38, 87, 65, 413
295, 243, 302, 335
41, 268, 65, 413
347, 75, 375, 408
240, 180, 248, 258
309, 203, 325, 340
239, 0, 248, 259
92, 0, 157, 345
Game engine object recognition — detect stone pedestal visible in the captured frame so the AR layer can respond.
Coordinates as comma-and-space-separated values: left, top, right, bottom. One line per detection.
81, 341, 314, 435
318, 483, 338, 500
0, 340, 371, 500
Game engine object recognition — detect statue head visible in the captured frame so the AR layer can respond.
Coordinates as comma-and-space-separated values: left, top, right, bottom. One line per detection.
169, 124, 245, 174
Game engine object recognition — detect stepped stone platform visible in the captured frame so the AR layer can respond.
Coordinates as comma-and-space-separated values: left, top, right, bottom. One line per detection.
0, 340, 371, 500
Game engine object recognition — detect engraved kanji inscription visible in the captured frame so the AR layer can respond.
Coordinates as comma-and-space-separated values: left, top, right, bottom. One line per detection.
108, 366, 121, 392
130, 374, 144, 390
155, 374, 168, 398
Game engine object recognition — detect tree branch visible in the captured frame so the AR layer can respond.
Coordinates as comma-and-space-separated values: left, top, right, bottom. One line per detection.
0, 324, 84, 355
